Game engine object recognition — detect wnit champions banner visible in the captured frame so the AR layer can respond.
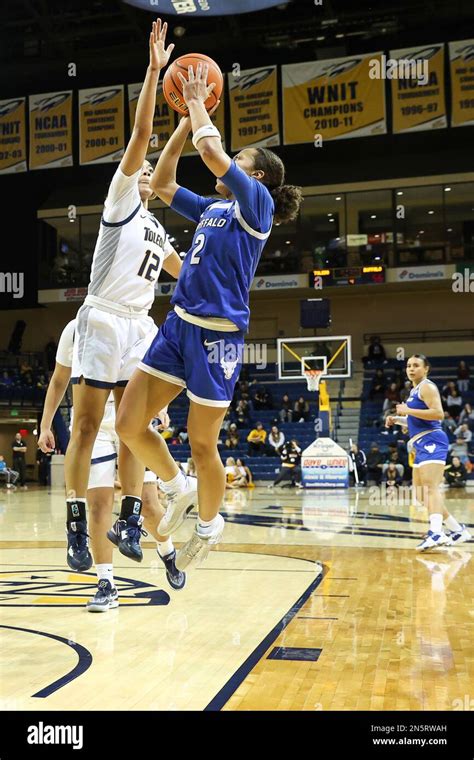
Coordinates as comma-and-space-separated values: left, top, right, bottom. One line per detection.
128, 82, 175, 159
228, 66, 280, 151
390, 44, 447, 133
282, 53, 386, 145
79, 86, 125, 165
0, 98, 27, 174
29, 91, 73, 170
449, 40, 474, 127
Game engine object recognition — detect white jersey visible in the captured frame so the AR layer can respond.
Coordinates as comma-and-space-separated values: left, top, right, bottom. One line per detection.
57, 319, 116, 441
87, 166, 174, 312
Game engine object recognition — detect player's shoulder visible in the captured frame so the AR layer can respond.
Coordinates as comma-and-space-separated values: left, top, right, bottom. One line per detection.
61, 319, 76, 340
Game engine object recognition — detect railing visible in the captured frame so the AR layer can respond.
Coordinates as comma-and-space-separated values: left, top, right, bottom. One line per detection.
363, 329, 474, 344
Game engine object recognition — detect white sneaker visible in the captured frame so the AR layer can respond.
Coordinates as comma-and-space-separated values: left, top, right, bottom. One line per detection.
446, 525, 472, 546
158, 476, 198, 536
416, 530, 451, 551
175, 514, 225, 571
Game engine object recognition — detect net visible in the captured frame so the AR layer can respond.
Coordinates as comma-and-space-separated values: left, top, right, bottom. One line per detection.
304, 369, 323, 392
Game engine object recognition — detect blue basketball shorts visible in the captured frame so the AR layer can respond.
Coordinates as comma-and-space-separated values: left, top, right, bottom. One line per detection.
412, 429, 449, 467
138, 309, 244, 407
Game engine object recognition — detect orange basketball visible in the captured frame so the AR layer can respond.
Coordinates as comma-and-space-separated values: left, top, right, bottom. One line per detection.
163, 53, 223, 116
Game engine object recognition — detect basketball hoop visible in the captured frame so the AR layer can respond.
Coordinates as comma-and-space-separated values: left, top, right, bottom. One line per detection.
304, 369, 323, 392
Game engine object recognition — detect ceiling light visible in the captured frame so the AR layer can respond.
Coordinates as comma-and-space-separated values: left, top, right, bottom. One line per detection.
370, 214, 376, 219
428, 210, 434, 215
396, 191, 403, 196
444, 187, 451, 192
174, 26, 186, 37
335, 196, 341, 201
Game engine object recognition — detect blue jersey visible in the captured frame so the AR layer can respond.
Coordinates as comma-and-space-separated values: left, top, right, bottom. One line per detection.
406, 379, 442, 438
170, 161, 274, 332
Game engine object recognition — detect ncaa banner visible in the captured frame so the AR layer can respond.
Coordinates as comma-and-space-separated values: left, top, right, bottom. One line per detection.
79, 86, 125, 165
182, 83, 226, 156
128, 82, 176, 159
449, 40, 474, 127
282, 54, 386, 145
390, 44, 447, 133
228, 66, 279, 151
0, 98, 27, 174
29, 91, 73, 170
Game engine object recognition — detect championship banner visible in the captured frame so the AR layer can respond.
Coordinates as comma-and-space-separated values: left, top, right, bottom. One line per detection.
29, 91, 73, 170
79, 86, 125, 165
0, 98, 27, 174
228, 66, 279, 151
390, 44, 447, 133
182, 86, 226, 156
282, 54, 386, 145
128, 82, 175, 158
449, 39, 474, 127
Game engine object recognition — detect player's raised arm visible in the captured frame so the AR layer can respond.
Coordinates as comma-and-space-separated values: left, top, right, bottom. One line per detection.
120, 19, 174, 177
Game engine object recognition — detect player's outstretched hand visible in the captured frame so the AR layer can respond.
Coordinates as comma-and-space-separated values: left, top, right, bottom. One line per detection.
38, 428, 55, 453
149, 18, 175, 72
177, 62, 216, 104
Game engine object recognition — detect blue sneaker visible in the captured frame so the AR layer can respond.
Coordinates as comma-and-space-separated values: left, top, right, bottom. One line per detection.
416, 530, 450, 551
66, 520, 92, 572
107, 515, 147, 562
86, 580, 119, 613
158, 549, 186, 590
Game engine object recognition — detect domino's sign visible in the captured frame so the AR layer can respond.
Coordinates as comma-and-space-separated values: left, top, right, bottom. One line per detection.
123, 0, 284, 14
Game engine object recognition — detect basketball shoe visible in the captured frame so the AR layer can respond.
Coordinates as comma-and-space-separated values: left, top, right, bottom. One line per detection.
158, 549, 186, 590
416, 530, 451, 551
66, 520, 92, 572
86, 579, 119, 612
107, 514, 147, 562
158, 476, 198, 535
175, 514, 225, 571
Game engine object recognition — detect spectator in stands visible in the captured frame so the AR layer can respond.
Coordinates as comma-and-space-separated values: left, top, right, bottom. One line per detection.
11, 432, 27, 489
459, 403, 474, 428
383, 463, 403, 489
381, 403, 397, 432
266, 425, 285, 456
0, 371, 13, 388
225, 457, 247, 489
253, 387, 266, 410
366, 443, 384, 485
457, 361, 470, 393
442, 411, 457, 436
391, 366, 404, 390
450, 423, 472, 464
219, 408, 232, 435
383, 382, 401, 412
399, 380, 412, 403
363, 335, 387, 366
383, 450, 404, 481
444, 456, 467, 488
369, 368, 386, 400
247, 422, 267, 456
441, 380, 458, 403
0, 455, 19, 489
294, 395, 310, 422
271, 440, 302, 488
235, 399, 250, 428
236, 458, 254, 488
263, 387, 274, 410
225, 423, 240, 450
44, 336, 58, 372
446, 388, 463, 420
279, 393, 293, 423
349, 443, 367, 486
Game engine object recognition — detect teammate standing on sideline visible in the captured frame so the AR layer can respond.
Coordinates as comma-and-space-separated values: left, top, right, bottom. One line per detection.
39, 319, 185, 612
64, 20, 196, 574
386, 354, 471, 550
116, 62, 303, 570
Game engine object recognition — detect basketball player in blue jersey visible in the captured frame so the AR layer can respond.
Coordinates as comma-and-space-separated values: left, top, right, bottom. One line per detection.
386, 355, 471, 551
63, 20, 198, 574
117, 62, 303, 570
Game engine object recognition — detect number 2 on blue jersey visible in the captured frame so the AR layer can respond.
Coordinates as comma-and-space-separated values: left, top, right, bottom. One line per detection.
190, 233, 205, 265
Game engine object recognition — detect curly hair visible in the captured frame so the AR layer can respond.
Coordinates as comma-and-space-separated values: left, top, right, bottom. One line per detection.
253, 148, 303, 224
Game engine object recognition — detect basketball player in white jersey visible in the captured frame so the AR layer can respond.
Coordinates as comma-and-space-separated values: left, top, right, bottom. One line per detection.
64, 19, 196, 573
39, 319, 186, 611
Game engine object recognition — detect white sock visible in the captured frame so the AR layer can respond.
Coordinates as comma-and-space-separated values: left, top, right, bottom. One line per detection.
160, 470, 187, 494
96, 563, 114, 588
157, 537, 174, 557
429, 513, 443, 534
197, 515, 219, 535
445, 515, 463, 532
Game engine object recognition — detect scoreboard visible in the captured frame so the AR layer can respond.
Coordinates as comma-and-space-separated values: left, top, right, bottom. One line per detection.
308, 266, 385, 288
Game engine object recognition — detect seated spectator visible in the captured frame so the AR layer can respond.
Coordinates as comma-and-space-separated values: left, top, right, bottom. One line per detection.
294, 395, 310, 422
457, 361, 470, 393
266, 425, 285, 456
225, 423, 240, 449
363, 335, 387, 366
253, 388, 266, 410
235, 399, 250, 427
349, 443, 367, 486
369, 368, 386, 400
247, 422, 267, 456
459, 403, 474, 428
441, 411, 457, 436
279, 393, 293, 423
183, 458, 196, 477
262, 387, 274, 410
0, 455, 19, 489
225, 457, 247, 489
236, 458, 254, 488
383, 382, 401, 412
399, 380, 412, 403
271, 440, 302, 488
219, 408, 232, 434
446, 389, 463, 420
383, 463, 403, 489
366, 443, 384, 484
444, 456, 467, 488
441, 380, 458, 403
0, 370, 13, 388
381, 404, 397, 432
390, 367, 404, 390
383, 451, 404, 480
450, 423, 472, 464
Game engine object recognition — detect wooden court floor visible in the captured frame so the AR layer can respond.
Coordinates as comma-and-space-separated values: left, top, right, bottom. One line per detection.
0, 485, 473, 711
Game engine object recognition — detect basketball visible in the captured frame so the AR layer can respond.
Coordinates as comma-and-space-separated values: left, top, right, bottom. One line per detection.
162, 53, 223, 115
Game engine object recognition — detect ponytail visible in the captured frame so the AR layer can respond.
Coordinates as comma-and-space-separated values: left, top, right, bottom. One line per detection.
253, 147, 303, 224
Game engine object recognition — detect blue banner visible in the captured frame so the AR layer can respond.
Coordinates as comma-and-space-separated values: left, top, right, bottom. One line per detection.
123, 0, 284, 15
